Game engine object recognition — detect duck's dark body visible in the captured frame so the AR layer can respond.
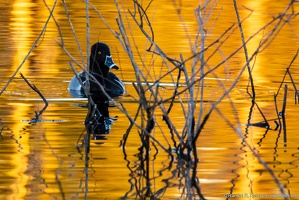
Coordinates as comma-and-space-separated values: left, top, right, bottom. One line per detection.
68, 71, 125, 99
68, 42, 125, 99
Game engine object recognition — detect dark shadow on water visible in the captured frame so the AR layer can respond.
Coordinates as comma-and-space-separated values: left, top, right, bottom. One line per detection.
71, 89, 119, 141
85, 100, 117, 140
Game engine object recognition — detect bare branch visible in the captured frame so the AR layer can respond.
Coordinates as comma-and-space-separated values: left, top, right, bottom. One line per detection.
20, 73, 48, 123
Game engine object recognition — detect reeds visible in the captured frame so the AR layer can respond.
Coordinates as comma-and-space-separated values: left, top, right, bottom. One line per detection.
0, 0, 299, 199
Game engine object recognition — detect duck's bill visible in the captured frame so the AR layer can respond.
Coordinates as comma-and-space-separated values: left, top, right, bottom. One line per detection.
105, 55, 119, 70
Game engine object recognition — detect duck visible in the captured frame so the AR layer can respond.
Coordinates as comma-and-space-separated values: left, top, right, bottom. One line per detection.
68, 42, 125, 99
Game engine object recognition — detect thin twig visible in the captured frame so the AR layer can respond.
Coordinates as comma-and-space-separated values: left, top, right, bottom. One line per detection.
281, 85, 288, 145
20, 73, 48, 122
61, 0, 85, 65
233, 0, 255, 99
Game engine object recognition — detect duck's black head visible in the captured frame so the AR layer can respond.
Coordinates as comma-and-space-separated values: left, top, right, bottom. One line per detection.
89, 42, 119, 75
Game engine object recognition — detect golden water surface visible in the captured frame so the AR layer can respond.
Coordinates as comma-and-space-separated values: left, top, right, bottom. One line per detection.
0, 0, 299, 199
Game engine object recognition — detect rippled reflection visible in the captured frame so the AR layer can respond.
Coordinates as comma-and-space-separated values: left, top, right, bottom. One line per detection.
1, 0, 299, 199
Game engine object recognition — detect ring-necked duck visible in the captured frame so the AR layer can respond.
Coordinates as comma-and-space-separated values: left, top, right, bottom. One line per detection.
69, 42, 124, 136
68, 42, 125, 99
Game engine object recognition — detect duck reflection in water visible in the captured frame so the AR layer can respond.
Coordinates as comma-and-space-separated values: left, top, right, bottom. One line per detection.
68, 42, 125, 139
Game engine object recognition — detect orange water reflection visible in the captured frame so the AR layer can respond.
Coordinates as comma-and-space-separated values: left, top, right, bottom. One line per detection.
1, 0, 299, 199
8, 0, 35, 198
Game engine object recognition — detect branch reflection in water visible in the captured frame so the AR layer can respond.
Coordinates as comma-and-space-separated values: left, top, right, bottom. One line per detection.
1, 0, 299, 199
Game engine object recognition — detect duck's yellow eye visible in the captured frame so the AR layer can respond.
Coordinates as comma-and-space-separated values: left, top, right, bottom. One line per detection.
98, 51, 102, 55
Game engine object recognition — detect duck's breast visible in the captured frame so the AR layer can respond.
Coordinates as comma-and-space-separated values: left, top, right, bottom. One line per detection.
106, 72, 125, 96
